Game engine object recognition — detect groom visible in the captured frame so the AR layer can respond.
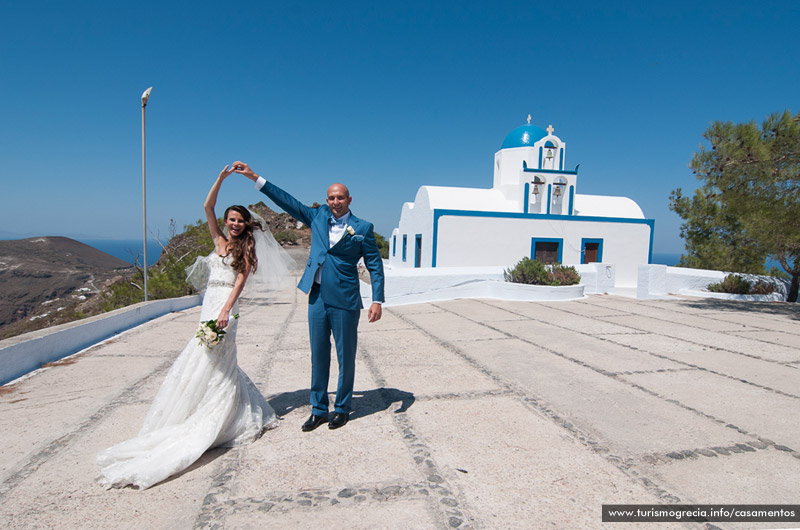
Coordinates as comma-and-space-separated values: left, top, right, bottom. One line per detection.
233, 162, 385, 431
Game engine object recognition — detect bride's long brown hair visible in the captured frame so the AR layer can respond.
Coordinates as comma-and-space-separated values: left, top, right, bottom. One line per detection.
223, 205, 261, 276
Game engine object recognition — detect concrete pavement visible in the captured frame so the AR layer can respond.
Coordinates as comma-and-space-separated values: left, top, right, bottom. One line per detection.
1, 278, 799, 529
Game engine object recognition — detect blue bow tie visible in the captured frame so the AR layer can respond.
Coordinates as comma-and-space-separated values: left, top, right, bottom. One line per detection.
330, 217, 346, 226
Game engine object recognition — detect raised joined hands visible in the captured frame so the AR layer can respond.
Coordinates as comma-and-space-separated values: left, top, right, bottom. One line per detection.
231, 161, 258, 182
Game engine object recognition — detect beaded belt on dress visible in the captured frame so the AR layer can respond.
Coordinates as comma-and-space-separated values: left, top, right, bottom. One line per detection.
207, 280, 235, 288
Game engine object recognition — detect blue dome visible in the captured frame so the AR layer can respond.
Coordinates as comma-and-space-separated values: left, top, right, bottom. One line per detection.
501, 124, 547, 149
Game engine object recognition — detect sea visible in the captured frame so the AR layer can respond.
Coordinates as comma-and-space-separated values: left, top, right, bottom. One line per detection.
80, 239, 165, 267
650, 252, 782, 271
89, 242, 686, 268
651, 252, 682, 266
54, 242, 789, 272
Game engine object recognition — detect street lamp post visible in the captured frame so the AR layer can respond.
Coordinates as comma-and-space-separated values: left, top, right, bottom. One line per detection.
141, 87, 152, 302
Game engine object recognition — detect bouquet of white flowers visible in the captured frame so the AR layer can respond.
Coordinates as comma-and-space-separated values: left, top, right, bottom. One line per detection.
196, 314, 239, 348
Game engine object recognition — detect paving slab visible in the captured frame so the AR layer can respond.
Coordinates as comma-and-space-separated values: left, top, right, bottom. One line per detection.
230, 408, 419, 495
359, 329, 501, 396
401, 311, 509, 342
405, 396, 688, 530
643, 450, 800, 530
487, 301, 642, 335
432, 299, 529, 322
1, 292, 798, 530
601, 314, 800, 363
605, 333, 800, 397
1, 400, 213, 530
489, 320, 686, 374
702, 310, 800, 334
621, 371, 800, 448
223, 498, 439, 530
593, 300, 753, 333
449, 336, 752, 458
728, 329, 800, 349
519, 297, 631, 318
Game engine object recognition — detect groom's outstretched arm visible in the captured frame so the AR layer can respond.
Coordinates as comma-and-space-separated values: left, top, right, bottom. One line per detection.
232, 161, 316, 226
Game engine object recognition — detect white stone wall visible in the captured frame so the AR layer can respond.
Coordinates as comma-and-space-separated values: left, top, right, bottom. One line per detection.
0, 294, 202, 385
637, 265, 792, 301
433, 215, 651, 286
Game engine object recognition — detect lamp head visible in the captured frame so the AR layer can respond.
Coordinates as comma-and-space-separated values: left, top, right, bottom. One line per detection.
141, 87, 153, 106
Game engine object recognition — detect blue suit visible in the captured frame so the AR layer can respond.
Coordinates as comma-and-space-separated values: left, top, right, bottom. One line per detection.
258, 180, 385, 415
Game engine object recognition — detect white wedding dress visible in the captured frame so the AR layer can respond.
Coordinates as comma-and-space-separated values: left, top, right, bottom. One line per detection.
96, 253, 279, 490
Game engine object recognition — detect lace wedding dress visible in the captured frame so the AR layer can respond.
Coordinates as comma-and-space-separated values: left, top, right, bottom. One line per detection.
96, 253, 279, 490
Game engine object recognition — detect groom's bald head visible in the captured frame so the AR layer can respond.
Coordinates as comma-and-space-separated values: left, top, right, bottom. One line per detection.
327, 183, 350, 198
327, 183, 352, 218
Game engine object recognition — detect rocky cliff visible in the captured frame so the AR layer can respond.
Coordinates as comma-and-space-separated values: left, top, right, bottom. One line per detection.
0, 237, 132, 337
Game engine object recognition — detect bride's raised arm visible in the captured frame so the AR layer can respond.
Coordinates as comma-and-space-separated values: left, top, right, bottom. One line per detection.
204, 165, 236, 253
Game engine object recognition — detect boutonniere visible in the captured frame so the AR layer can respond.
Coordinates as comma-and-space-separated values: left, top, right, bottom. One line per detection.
345, 226, 355, 236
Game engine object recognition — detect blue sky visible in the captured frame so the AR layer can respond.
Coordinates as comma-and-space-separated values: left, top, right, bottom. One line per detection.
1, 0, 797, 254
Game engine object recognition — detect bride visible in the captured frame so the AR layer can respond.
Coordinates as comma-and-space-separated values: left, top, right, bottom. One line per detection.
96, 165, 294, 490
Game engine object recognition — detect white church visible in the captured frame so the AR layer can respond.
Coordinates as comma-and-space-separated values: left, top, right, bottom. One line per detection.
388, 117, 655, 287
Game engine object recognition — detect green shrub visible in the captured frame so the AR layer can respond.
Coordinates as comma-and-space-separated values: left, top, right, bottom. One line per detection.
549, 264, 581, 286
707, 274, 776, 295
750, 279, 777, 295
100, 219, 216, 312
504, 258, 581, 286
101, 274, 145, 311
708, 274, 751, 294
274, 230, 299, 245
374, 232, 390, 259
504, 257, 554, 285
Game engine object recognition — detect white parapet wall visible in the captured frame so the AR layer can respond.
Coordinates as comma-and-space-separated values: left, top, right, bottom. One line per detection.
381, 265, 506, 300
637, 264, 791, 301
360, 264, 596, 307
0, 294, 202, 386
574, 263, 616, 295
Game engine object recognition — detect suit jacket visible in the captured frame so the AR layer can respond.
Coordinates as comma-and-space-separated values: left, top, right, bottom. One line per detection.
259, 180, 385, 311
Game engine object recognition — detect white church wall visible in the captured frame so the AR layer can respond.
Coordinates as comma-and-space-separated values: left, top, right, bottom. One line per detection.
435, 216, 533, 267
422, 185, 515, 212
573, 195, 645, 218
494, 147, 534, 189
391, 193, 434, 268
433, 215, 651, 286
591, 222, 652, 287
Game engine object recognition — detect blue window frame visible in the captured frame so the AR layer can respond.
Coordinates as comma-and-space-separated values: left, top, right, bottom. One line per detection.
392, 235, 396, 257
581, 238, 603, 264
414, 234, 422, 268
402, 234, 407, 262
530, 237, 563, 264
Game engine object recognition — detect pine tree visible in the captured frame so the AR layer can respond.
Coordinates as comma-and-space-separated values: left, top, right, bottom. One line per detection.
670, 110, 800, 302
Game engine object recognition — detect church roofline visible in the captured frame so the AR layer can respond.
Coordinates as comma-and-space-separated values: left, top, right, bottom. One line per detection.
522, 167, 578, 175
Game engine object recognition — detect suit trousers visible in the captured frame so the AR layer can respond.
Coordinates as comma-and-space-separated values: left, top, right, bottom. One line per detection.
307, 285, 361, 415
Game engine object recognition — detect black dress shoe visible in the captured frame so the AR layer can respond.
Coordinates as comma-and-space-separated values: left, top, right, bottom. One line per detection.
301, 414, 328, 432
328, 412, 349, 429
